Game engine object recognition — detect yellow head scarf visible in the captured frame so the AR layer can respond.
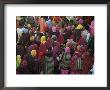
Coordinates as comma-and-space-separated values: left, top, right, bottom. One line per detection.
31, 50, 37, 57
75, 24, 83, 29
27, 24, 31, 28
40, 36, 46, 44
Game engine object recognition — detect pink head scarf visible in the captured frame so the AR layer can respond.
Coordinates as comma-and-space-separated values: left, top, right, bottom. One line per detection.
52, 26, 56, 32
78, 19, 83, 24
65, 47, 70, 53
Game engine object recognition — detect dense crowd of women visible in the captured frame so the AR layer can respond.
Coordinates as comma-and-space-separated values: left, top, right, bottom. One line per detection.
16, 16, 94, 74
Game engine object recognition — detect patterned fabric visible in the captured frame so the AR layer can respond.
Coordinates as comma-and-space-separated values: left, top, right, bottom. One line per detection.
45, 56, 54, 74
75, 57, 83, 70
60, 53, 71, 70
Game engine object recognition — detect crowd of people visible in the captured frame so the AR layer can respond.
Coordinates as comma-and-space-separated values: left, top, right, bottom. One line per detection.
16, 16, 94, 74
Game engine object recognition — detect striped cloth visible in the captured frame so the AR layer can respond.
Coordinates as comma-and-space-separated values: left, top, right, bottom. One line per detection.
75, 57, 83, 70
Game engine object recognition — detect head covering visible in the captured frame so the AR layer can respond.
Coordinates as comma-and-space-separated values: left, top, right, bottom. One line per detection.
16, 28, 23, 37
75, 24, 83, 29
51, 35, 57, 41
52, 26, 56, 32
46, 19, 52, 29
66, 41, 71, 47
77, 45, 81, 51
31, 50, 37, 57
66, 25, 71, 30
41, 36, 46, 41
27, 24, 31, 28
81, 29, 88, 40
65, 47, 70, 53
71, 25, 75, 30
22, 28, 28, 33
40, 36, 46, 44
78, 19, 83, 24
